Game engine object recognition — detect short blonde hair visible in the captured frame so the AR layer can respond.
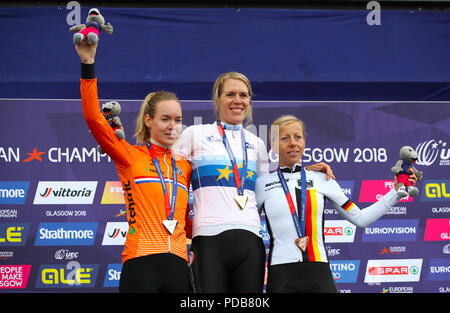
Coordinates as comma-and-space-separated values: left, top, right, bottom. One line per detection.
212, 72, 253, 125
270, 115, 306, 148
134, 91, 180, 145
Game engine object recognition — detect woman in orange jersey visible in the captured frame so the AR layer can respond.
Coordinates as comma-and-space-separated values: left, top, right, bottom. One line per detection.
75, 39, 192, 292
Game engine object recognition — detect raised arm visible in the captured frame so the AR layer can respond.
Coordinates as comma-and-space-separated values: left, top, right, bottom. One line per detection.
323, 175, 416, 228
75, 39, 132, 167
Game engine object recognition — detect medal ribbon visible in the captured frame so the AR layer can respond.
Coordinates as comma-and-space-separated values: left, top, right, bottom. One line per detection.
217, 121, 248, 196
276, 165, 307, 238
146, 142, 178, 220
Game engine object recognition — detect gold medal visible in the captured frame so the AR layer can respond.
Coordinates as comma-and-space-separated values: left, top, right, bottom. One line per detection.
233, 195, 248, 210
294, 236, 309, 252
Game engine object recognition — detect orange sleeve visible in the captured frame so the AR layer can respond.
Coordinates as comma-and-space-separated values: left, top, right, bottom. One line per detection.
80, 78, 133, 168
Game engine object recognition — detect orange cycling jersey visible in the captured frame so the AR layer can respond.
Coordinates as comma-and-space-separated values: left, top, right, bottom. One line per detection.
80, 78, 192, 264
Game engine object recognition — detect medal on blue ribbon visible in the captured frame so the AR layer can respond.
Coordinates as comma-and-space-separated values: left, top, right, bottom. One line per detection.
277, 165, 309, 252
217, 121, 248, 210
146, 142, 178, 235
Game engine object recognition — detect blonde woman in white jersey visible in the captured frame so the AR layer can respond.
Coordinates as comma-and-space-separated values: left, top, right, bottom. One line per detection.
173, 73, 333, 292
256, 115, 418, 293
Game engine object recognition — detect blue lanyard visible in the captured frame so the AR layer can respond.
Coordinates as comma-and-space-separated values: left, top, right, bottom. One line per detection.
146, 142, 178, 220
276, 166, 307, 238
217, 121, 248, 196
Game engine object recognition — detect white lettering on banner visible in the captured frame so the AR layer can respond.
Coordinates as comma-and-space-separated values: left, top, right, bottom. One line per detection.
303, 148, 350, 163
48, 147, 111, 163
0, 189, 25, 198
0, 147, 20, 162
329, 263, 355, 272
39, 228, 94, 240
55, 249, 79, 260
269, 147, 388, 164
365, 227, 416, 235
432, 207, 450, 214
108, 269, 121, 280
387, 286, 414, 293
0, 209, 18, 218
0, 147, 112, 163
430, 266, 450, 274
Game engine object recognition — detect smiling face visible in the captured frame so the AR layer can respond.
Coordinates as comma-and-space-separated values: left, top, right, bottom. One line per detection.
275, 121, 306, 168
144, 100, 182, 146
215, 78, 251, 125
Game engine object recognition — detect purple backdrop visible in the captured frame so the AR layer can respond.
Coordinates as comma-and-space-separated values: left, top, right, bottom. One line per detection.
0, 99, 449, 293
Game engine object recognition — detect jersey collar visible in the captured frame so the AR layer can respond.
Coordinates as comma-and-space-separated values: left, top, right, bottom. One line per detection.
219, 121, 242, 131
279, 163, 302, 173
149, 138, 171, 155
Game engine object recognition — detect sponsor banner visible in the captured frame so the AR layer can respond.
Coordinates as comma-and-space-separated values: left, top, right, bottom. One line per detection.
359, 180, 413, 203
101, 181, 125, 204
329, 260, 360, 283
0, 181, 30, 204
364, 259, 422, 284
33, 181, 97, 205
1, 96, 449, 292
0, 265, 32, 289
427, 258, 450, 281
35, 263, 99, 288
324, 220, 356, 243
362, 219, 419, 242
103, 264, 122, 288
421, 180, 450, 202
34, 223, 98, 246
423, 218, 450, 241
102, 222, 128, 246
0, 223, 30, 246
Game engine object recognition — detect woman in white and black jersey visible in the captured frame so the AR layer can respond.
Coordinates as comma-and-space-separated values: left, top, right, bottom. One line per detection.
256, 115, 418, 293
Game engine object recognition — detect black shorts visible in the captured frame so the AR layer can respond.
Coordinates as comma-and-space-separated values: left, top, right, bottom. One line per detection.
119, 253, 190, 293
266, 261, 338, 293
190, 229, 266, 293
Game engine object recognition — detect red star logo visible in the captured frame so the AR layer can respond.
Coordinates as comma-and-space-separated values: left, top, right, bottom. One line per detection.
379, 247, 390, 255
23, 148, 45, 162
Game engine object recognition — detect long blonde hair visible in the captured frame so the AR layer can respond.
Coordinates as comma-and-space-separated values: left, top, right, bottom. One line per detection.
212, 72, 253, 125
134, 91, 180, 145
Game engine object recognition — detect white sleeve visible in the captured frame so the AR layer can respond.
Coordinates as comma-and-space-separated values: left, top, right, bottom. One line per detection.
255, 175, 269, 211
323, 179, 403, 228
256, 138, 269, 177
172, 125, 195, 161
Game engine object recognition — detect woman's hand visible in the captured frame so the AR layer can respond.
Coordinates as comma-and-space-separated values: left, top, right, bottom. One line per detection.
394, 168, 418, 190
75, 29, 98, 64
304, 162, 336, 181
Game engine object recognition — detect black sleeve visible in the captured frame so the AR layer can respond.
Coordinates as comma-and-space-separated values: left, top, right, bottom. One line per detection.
81, 63, 95, 79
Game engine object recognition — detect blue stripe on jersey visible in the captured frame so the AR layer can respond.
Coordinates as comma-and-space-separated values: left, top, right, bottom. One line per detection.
191, 175, 256, 191
190, 155, 257, 191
